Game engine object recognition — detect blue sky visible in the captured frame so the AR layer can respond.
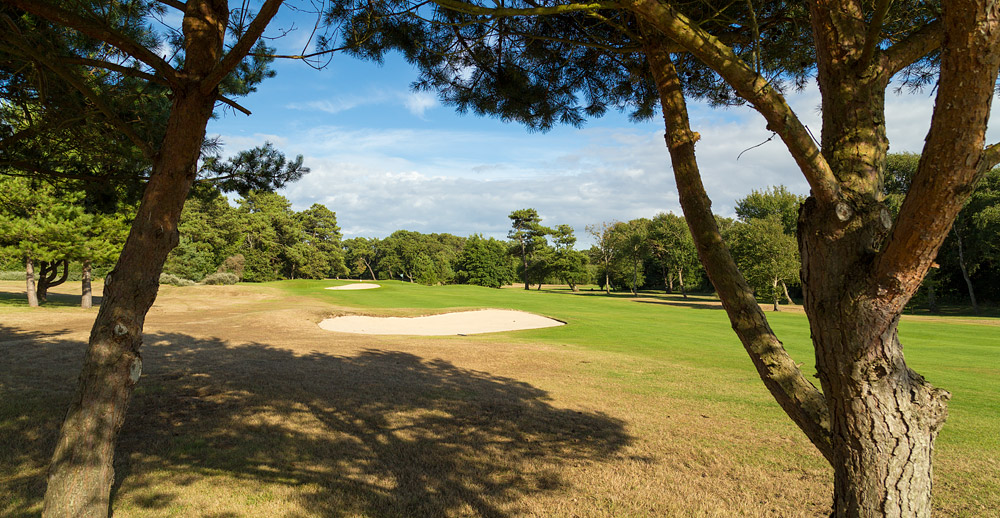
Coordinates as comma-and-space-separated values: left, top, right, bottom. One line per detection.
199, 5, 998, 248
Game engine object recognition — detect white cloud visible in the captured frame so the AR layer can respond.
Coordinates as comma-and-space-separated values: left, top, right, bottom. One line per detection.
217, 83, 1000, 249
403, 92, 437, 117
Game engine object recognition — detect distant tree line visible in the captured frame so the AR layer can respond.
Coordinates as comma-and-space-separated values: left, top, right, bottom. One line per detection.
6, 156, 998, 313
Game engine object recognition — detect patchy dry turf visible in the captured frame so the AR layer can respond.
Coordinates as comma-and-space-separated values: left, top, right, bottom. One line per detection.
0, 281, 994, 517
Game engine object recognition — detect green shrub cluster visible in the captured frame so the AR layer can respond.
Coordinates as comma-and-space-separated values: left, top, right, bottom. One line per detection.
0, 270, 26, 281
159, 273, 196, 286
201, 272, 239, 285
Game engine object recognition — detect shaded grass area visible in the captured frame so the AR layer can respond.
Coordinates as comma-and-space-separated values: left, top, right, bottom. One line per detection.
1, 327, 629, 518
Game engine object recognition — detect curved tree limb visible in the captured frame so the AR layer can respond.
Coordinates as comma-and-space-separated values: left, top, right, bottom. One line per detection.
641, 27, 832, 464
875, 1, 1000, 311
858, 0, 892, 71
880, 19, 943, 77
430, 0, 620, 17
3, 0, 180, 86
631, 0, 840, 206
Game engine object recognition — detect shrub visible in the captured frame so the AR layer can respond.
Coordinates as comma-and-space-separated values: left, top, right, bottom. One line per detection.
159, 273, 195, 286
201, 272, 239, 285
0, 270, 26, 281
216, 254, 245, 280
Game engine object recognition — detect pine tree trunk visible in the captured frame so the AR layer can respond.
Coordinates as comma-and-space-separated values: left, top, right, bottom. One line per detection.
800, 200, 950, 516
81, 260, 92, 309
41, 76, 221, 518
25, 257, 39, 307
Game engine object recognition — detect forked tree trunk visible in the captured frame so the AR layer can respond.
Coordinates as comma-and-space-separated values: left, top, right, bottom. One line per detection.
25, 257, 39, 307
799, 199, 950, 516
635, 0, 1000, 514
36, 259, 68, 303
81, 259, 92, 309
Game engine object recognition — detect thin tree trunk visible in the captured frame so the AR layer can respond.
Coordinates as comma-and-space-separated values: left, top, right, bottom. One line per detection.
521, 240, 529, 290
954, 230, 979, 314
25, 257, 39, 307
631, 258, 638, 296
781, 280, 793, 305
81, 260, 92, 309
663, 266, 671, 293
604, 267, 610, 294
678, 267, 687, 298
927, 284, 939, 314
772, 277, 781, 311
641, 28, 833, 470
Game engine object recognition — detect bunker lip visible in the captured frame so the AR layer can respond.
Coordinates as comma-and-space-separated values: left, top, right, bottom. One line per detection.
325, 283, 380, 290
318, 309, 565, 336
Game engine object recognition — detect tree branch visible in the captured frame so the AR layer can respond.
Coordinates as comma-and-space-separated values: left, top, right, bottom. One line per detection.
875, 4, 1000, 311
4, 0, 180, 87
983, 141, 1000, 172
216, 95, 252, 115
431, 0, 620, 17
641, 29, 832, 463
3, 30, 155, 159
858, 0, 892, 70
632, 0, 840, 206
200, 0, 284, 93
59, 56, 250, 114
880, 19, 943, 77
154, 0, 186, 11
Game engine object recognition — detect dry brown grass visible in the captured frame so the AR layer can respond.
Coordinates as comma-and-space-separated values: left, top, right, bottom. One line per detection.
1, 280, 854, 517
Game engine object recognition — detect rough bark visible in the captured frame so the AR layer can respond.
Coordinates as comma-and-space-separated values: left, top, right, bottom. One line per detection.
39, 1, 236, 516
25, 256, 39, 307
81, 259, 92, 309
636, 0, 1000, 513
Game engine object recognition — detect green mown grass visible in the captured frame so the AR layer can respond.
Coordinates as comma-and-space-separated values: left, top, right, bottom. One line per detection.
284, 279, 1000, 459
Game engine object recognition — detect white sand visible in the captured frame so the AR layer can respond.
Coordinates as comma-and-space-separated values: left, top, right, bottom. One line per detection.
325, 283, 381, 290
318, 309, 565, 336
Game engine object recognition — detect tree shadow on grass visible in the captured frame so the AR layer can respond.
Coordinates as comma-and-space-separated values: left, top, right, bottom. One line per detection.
1, 326, 631, 517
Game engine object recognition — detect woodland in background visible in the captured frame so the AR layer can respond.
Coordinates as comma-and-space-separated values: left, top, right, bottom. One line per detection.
6, 168, 997, 311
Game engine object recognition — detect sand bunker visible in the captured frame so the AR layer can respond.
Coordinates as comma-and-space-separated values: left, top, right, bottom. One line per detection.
325, 283, 381, 290
318, 309, 564, 336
